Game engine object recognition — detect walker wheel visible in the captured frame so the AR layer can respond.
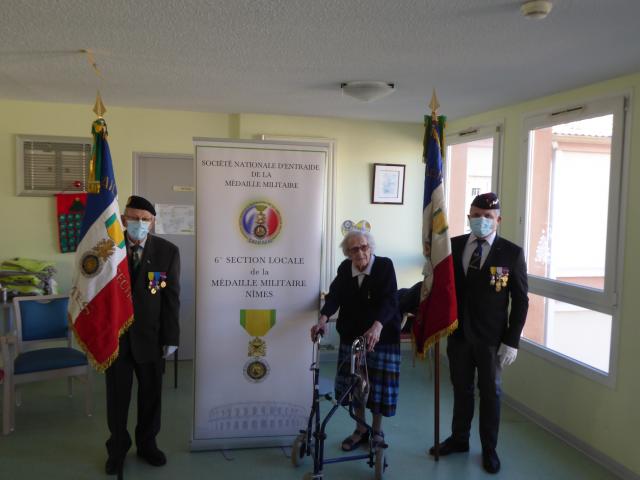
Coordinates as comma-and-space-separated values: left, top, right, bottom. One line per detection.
291, 433, 307, 467
374, 447, 387, 480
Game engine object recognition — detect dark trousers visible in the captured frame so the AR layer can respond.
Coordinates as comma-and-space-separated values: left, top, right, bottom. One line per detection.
105, 336, 163, 459
446, 334, 501, 450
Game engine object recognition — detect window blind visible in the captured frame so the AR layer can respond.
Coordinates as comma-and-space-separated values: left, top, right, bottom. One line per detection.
18, 136, 92, 195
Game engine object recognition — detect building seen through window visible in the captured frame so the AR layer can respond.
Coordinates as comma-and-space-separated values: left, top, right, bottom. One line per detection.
523, 114, 614, 373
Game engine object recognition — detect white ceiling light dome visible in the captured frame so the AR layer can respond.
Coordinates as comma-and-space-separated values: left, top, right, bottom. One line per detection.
341, 81, 396, 102
521, 0, 553, 20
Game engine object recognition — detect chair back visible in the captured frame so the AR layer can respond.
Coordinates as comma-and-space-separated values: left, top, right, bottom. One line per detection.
13, 295, 70, 352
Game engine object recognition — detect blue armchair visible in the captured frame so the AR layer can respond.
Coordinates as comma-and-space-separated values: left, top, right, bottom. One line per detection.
1, 295, 92, 434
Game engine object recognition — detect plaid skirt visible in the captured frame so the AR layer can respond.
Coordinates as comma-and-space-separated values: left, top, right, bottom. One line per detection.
334, 342, 401, 417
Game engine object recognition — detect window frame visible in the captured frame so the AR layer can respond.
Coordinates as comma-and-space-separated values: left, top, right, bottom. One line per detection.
444, 123, 503, 232
517, 94, 630, 386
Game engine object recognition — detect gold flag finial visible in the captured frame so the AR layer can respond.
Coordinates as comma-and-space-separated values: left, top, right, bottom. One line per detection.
93, 91, 107, 118
429, 88, 440, 116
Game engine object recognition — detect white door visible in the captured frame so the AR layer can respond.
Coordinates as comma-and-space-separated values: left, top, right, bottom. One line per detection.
134, 153, 195, 359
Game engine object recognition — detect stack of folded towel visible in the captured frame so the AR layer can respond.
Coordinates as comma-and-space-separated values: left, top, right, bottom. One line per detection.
0, 258, 58, 301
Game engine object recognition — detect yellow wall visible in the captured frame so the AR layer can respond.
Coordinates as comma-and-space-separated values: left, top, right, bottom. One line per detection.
0, 100, 425, 293
236, 113, 425, 286
3, 71, 639, 474
448, 72, 640, 474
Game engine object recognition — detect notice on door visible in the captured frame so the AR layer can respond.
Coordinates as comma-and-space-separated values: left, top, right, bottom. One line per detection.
155, 203, 195, 235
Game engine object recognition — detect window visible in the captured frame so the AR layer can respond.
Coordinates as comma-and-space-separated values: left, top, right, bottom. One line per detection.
16, 135, 92, 196
445, 124, 502, 237
519, 96, 627, 379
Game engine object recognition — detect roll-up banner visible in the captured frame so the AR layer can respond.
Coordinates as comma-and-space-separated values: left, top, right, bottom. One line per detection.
192, 139, 326, 450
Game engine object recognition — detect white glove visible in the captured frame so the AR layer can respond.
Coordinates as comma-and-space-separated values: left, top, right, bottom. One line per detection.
497, 343, 517, 368
163, 345, 178, 359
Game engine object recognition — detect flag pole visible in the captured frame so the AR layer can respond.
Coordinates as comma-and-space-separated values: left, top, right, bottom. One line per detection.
429, 89, 441, 462
92, 91, 124, 480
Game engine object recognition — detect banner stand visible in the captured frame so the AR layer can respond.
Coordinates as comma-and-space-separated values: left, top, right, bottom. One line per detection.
192, 139, 327, 451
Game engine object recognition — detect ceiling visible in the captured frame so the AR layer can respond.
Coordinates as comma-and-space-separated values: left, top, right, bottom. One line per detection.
2, 0, 640, 123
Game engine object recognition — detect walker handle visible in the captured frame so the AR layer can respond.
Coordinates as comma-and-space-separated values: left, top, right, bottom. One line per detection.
311, 334, 321, 366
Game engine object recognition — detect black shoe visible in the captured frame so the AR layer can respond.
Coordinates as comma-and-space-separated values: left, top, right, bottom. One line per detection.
137, 447, 167, 467
105, 456, 124, 475
429, 437, 470, 456
482, 448, 501, 474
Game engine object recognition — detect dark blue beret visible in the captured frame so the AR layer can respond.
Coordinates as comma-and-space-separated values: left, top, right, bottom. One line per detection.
126, 195, 156, 216
471, 192, 500, 210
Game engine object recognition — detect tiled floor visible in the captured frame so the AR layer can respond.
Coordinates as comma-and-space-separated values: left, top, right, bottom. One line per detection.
0, 354, 620, 479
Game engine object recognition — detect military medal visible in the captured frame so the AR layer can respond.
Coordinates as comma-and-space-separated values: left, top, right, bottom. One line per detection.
240, 309, 276, 383
148, 272, 168, 294
501, 267, 509, 288
492, 267, 509, 292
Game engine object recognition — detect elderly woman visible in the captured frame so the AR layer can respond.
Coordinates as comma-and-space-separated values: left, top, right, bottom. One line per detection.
311, 230, 401, 451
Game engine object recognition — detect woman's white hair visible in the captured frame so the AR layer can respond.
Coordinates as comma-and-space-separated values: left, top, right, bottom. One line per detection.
340, 230, 376, 256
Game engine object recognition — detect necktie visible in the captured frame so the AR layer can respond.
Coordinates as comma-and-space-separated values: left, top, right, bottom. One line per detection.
131, 245, 142, 272
468, 239, 484, 273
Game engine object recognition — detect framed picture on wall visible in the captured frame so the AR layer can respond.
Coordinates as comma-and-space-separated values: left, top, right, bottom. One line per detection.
371, 163, 406, 204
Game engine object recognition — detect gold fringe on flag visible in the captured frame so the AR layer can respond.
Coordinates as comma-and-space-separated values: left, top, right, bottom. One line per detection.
413, 319, 459, 360
69, 314, 134, 372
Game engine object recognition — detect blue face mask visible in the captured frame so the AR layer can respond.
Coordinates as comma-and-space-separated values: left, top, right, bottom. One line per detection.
469, 217, 495, 238
127, 220, 151, 241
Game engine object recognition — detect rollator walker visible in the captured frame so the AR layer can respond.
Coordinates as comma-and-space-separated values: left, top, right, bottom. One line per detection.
290, 335, 387, 480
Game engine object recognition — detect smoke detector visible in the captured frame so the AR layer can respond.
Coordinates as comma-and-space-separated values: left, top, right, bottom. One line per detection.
521, 0, 553, 19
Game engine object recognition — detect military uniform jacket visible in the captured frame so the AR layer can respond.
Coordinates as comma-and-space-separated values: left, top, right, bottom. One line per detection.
321, 256, 401, 345
451, 234, 528, 348
126, 233, 180, 363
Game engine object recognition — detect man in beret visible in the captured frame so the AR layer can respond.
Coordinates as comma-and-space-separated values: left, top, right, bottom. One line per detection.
105, 195, 180, 475
430, 192, 528, 474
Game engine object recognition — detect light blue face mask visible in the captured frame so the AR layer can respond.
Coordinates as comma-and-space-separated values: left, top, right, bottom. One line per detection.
127, 220, 151, 241
469, 217, 495, 238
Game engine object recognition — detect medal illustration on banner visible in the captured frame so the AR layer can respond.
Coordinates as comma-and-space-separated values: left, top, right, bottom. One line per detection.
148, 272, 167, 294
240, 309, 276, 383
489, 266, 509, 292
239, 201, 282, 245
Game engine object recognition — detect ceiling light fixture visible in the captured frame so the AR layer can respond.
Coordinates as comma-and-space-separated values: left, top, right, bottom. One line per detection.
341, 81, 396, 102
521, 0, 553, 20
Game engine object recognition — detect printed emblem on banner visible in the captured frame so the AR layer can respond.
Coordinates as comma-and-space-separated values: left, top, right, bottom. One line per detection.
79, 238, 115, 278
240, 309, 276, 383
239, 201, 282, 244
243, 358, 270, 383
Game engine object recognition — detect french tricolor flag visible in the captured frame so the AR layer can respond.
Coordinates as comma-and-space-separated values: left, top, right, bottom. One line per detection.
68, 118, 134, 372
413, 113, 458, 355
